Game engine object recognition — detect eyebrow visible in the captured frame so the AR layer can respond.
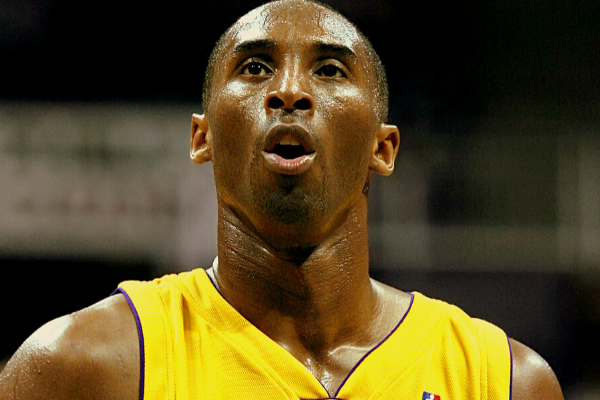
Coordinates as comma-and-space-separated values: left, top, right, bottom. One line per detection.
231, 39, 356, 61
314, 42, 357, 60
232, 39, 276, 57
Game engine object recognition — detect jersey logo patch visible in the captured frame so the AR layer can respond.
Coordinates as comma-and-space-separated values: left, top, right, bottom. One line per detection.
422, 392, 441, 400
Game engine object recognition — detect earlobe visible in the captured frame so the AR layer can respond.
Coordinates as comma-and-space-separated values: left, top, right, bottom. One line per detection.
369, 124, 400, 176
190, 113, 212, 164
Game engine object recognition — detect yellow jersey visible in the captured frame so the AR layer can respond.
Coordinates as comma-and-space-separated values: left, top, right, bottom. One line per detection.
117, 268, 512, 400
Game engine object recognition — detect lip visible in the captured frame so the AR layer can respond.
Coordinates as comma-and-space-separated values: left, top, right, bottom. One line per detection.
262, 124, 316, 175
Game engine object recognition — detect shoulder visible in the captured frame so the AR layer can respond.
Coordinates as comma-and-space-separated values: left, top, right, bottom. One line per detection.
510, 338, 564, 400
401, 291, 564, 399
0, 294, 139, 400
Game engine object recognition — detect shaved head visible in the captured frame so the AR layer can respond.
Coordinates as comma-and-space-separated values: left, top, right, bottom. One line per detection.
202, 0, 389, 122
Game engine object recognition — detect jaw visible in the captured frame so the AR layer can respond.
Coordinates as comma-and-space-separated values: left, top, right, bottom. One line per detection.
213, 142, 372, 254
216, 178, 370, 260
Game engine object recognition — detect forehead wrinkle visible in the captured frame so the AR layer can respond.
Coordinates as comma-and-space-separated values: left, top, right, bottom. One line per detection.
266, 0, 323, 29
232, 1, 360, 48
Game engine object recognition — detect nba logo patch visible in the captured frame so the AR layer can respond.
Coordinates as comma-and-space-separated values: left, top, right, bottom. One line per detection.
422, 392, 441, 400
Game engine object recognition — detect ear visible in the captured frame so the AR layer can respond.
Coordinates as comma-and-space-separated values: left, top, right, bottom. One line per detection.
190, 113, 212, 164
369, 124, 400, 176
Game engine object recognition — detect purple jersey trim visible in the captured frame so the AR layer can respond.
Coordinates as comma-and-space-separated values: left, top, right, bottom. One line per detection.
206, 270, 332, 395
333, 291, 416, 398
507, 334, 514, 400
205, 269, 219, 291
300, 398, 349, 400
112, 288, 145, 400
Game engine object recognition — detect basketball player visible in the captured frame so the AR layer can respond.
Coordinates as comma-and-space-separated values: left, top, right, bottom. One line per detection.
0, 1, 563, 398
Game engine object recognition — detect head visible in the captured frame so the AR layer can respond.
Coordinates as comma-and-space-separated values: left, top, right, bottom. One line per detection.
190, 0, 400, 249
202, 0, 390, 124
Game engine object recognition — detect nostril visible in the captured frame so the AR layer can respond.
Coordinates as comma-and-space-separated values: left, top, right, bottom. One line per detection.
294, 98, 311, 110
268, 97, 285, 109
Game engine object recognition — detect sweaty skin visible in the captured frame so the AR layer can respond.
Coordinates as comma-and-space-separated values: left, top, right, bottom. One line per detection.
0, 1, 563, 399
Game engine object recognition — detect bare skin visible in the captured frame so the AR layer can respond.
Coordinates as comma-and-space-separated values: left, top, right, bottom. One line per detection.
0, 294, 139, 400
0, 1, 564, 399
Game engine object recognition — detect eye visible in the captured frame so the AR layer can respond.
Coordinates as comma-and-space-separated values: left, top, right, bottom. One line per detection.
241, 61, 271, 76
315, 64, 345, 78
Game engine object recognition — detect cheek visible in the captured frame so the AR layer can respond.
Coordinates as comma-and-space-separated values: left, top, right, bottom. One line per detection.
209, 83, 265, 197
318, 87, 377, 178
210, 82, 264, 162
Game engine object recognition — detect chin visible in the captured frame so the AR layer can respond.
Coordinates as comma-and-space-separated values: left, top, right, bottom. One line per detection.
259, 189, 322, 225
249, 191, 325, 243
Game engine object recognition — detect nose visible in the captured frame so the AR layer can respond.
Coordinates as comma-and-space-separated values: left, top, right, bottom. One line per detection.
264, 65, 315, 116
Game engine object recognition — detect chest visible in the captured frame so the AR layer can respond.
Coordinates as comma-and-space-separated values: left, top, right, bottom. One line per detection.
146, 314, 505, 400
162, 332, 492, 400
120, 277, 511, 399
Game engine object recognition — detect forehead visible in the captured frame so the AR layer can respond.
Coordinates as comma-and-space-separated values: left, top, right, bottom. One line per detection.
226, 1, 363, 55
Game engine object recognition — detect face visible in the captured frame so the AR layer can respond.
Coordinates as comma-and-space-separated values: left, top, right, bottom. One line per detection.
197, 0, 394, 247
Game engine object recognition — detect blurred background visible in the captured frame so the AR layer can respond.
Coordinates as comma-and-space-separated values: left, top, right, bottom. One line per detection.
1, 0, 599, 396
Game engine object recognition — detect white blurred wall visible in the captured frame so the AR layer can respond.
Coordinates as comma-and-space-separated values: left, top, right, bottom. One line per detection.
0, 102, 598, 273
0, 102, 217, 273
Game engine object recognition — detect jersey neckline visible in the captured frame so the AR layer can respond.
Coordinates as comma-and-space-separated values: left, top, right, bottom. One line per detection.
200, 266, 416, 398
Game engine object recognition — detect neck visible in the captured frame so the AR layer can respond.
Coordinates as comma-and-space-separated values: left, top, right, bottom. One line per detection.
213, 200, 378, 357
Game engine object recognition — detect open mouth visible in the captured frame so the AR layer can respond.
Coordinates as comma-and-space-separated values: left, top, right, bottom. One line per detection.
262, 126, 316, 175
270, 138, 311, 160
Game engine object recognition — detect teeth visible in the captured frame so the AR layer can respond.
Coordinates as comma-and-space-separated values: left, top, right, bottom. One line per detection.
279, 137, 301, 146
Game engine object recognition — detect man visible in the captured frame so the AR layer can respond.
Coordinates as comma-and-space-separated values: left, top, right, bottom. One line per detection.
0, 0, 563, 398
